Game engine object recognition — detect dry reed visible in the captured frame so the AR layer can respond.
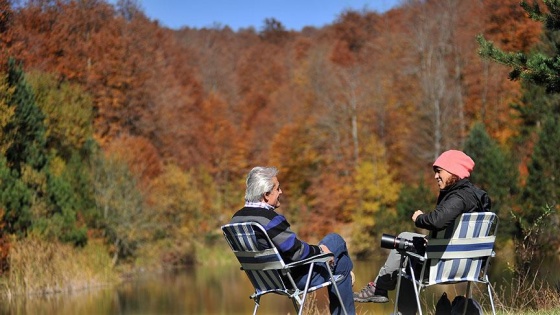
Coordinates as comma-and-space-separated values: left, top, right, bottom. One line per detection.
0, 236, 118, 298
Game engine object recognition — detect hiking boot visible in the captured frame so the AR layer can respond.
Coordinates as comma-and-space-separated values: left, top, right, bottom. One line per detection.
353, 282, 389, 303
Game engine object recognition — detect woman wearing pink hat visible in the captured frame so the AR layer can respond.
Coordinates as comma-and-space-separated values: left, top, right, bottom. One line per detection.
353, 150, 492, 310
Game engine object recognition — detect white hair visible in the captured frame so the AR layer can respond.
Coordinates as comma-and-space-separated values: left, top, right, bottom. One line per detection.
245, 166, 278, 202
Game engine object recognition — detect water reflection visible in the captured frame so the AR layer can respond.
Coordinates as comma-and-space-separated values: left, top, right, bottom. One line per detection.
0, 252, 557, 315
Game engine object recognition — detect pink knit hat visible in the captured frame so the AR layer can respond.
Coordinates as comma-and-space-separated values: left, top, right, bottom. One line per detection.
433, 150, 475, 179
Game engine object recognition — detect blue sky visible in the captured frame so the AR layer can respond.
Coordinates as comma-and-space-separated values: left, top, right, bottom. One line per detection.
110, 0, 402, 31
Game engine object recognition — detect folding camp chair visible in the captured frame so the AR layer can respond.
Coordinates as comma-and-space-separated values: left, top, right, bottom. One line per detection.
221, 222, 348, 315
393, 212, 498, 315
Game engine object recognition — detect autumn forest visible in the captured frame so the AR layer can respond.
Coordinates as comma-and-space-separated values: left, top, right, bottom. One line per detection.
0, 0, 559, 298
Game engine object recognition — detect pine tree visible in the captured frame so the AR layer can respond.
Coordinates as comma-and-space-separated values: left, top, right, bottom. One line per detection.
1, 61, 92, 244
0, 155, 32, 236
464, 122, 519, 237
395, 177, 435, 233
478, 0, 559, 242
478, 0, 560, 95
521, 115, 560, 222
0, 58, 45, 236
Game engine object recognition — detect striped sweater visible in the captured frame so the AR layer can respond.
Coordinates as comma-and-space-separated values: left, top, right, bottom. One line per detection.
230, 205, 321, 262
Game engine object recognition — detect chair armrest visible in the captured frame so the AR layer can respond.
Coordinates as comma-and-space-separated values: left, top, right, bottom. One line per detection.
283, 253, 334, 269
402, 250, 426, 262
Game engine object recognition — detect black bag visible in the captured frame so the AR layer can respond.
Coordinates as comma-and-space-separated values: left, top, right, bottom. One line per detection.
435, 292, 483, 315
451, 295, 483, 315
435, 292, 452, 315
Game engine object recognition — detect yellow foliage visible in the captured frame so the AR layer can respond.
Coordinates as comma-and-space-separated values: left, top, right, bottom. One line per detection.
355, 161, 401, 214
149, 164, 204, 238
26, 71, 94, 153
351, 137, 401, 256
47, 155, 67, 177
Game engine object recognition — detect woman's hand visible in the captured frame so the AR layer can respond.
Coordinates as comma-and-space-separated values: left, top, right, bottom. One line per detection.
412, 210, 424, 222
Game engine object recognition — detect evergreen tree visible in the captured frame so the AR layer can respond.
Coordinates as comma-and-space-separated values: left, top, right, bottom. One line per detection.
478, 0, 559, 245
1, 61, 93, 244
478, 0, 560, 96
464, 122, 519, 237
4, 58, 46, 171
521, 115, 560, 222
0, 58, 45, 236
26, 71, 96, 245
65, 146, 98, 226
32, 158, 88, 246
394, 176, 435, 233
0, 155, 32, 236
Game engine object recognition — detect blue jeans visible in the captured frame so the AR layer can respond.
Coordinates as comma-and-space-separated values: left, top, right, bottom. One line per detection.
295, 233, 355, 315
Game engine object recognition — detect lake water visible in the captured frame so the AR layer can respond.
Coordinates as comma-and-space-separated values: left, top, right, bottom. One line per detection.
0, 252, 557, 314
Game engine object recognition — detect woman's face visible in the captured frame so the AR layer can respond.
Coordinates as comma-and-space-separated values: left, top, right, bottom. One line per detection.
434, 167, 453, 190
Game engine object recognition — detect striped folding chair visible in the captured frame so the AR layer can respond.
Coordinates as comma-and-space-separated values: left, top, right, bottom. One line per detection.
221, 222, 348, 315
393, 212, 498, 315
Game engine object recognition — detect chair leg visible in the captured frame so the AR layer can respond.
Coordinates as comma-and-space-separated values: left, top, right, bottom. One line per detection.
326, 263, 348, 315
487, 278, 496, 315
252, 297, 260, 315
407, 261, 423, 315
291, 298, 301, 314
393, 255, 406, 315
462, 282, 472, 315
297, 262, 316, 315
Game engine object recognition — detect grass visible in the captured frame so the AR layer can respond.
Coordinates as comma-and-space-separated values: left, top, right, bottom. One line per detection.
492, 269, 560, 315
0, 236, 119, 298
1, 221, 558, 315
297, 264, 560, 315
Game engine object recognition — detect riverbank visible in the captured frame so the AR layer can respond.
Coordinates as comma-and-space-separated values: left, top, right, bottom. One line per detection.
0, 236, 558, 315
0, 237, 119, 298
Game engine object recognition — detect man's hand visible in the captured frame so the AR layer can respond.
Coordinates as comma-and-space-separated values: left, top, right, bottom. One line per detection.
319, 244, 334, 268
412, 210, 424, 222
319, 244, 331, 254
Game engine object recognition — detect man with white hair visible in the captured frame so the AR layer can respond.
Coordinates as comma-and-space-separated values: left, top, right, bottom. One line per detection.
230, 166, 356, 315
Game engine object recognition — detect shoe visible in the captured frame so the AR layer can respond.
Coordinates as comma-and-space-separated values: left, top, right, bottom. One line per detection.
353, 282, 389, 303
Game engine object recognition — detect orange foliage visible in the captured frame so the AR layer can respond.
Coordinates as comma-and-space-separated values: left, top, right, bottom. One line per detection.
332, 10, 379, 56
330, 40, 355, 66
198, 92, 248, 183
466, 0, 541, 143
0, 0, 542, 232
483, 0, 542, 52
300, 171, 355, 239
104, 134, 162, 193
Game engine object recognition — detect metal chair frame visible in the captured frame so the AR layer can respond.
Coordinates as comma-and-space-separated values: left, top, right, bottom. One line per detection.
222, 222, 348, 315
393, 212, 498, 315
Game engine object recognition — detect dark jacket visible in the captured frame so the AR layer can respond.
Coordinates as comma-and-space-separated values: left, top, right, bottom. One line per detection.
414, 178, 491, 233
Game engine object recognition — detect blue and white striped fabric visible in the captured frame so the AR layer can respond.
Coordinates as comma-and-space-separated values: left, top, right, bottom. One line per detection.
425, 212, 497, 285
222, 223, 288, 296
222, 221, 338, 305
